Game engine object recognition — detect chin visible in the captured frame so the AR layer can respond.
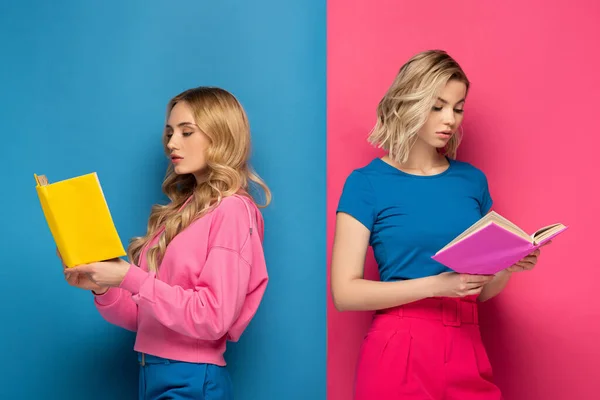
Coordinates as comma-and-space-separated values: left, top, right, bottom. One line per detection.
428, 140, 447, 149
435, 136, 452, 147
173, 166, 188, 175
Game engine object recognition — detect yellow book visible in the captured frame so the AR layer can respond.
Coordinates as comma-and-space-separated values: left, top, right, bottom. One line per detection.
34, 172, 126, 268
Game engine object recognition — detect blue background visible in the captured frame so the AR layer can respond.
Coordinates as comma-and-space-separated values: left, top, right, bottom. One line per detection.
0, 1, 326, 398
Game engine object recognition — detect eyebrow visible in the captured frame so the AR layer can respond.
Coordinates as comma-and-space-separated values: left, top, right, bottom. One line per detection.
437, 97, 465, 105
165, 122, 198, 129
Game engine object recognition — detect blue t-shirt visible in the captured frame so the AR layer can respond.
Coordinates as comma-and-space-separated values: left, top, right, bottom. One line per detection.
337, 157, 493, 281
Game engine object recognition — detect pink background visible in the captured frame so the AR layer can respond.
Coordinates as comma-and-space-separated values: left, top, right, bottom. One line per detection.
326, 1, 600, 399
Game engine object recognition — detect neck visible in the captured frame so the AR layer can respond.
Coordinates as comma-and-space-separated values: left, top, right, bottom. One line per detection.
193, 170, 208, 185
392, 138, 447, 171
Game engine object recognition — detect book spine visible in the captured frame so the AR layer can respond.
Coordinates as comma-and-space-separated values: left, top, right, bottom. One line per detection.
94, 173, 125, 253
37, 186, 70, 266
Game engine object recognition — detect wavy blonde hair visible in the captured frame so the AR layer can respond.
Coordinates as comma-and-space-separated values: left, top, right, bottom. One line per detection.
368, 50, 470, 163
127, 87, 271, 272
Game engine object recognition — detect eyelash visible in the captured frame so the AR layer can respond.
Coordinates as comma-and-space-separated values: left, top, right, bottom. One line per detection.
432, 106, 464, 114
165, 131, 193, 138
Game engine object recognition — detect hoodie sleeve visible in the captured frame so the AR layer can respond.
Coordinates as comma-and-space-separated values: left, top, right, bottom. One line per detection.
117, 197, 264, 341
93, 288, 138, 332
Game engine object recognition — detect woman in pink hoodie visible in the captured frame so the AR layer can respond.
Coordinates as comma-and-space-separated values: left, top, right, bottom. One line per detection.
61, 86, 270, 400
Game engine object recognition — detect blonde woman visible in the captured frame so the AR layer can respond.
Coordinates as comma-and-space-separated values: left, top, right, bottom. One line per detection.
61, 87, 270, 400
331, 50, 547, 399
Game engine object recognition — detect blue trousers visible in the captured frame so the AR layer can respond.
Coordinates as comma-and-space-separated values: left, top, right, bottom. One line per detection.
138, 353, 233, 400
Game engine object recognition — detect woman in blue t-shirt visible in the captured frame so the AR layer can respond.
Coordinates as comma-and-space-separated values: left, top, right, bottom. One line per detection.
331, 50, 549, 400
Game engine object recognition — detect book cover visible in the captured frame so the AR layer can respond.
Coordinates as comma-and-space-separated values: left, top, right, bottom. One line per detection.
34, 172, 126, 268
432, 214, 567, 275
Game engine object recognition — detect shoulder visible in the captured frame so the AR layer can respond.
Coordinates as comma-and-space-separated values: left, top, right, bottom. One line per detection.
208, 195, 260, 249
183, 195, 255, 234
211, 195, 260, 228
214, 195, 253, 215
342, 159, 383, 187
340, 170, 374, 199
338, 161, 381, 220
450, 159, 488, 181
355, 158, 385, 176
167, 195, 259, 253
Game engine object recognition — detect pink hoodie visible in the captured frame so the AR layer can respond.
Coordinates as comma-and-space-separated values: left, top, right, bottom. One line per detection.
93, 194, 268, 366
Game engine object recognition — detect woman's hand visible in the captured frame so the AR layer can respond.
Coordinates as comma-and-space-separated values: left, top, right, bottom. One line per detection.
57, 248, 109, 293
433, 272, 495, 298
65, 258, 131, 288
506, 241, 550, 272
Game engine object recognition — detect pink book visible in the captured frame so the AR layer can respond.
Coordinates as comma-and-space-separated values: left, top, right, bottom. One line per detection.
432, 211, 568, 275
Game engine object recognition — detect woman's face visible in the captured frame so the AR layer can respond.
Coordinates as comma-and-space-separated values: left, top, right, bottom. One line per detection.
417, 79, 467, 149
165, 101, 211, 181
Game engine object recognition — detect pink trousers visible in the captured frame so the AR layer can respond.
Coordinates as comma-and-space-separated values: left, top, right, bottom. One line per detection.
354, 296, 503, 400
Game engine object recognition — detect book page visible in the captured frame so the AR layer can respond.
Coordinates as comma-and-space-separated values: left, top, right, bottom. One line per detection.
532, 223, 565, 244
485, 212, 531, 241
94, 173, 108, 205
438, 211, 531, 253
37, 175, 49, 186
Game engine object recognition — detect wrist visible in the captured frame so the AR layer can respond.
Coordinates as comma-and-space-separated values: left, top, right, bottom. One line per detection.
496, 269, 512, 279
120, 263, 131, 285
426, 275, 442, 298
92, 287, 109, 295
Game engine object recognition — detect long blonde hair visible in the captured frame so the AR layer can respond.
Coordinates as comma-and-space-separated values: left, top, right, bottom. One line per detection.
368, 50, 470, 163
127, 87, 271, 272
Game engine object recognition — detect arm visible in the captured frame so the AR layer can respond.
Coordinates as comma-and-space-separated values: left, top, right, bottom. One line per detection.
478, 270, 512, 302
93, 288, 138, 332
67, 197, 261, 341
58, 247, 138, 332
120, 247, 251, 341
477, 245, 544, 302
330, 213, 493, 310
331, 212, 440, 311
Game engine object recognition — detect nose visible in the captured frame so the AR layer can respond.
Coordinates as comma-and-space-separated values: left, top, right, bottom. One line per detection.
442, 108, 456, 127
166, 135, 179, 151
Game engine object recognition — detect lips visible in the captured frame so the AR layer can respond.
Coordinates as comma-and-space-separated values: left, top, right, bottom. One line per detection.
170, 155, 183, 164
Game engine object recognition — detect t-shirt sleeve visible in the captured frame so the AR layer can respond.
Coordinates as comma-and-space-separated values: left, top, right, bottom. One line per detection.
479, 172, 493, 216
336, 171, 377, 231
